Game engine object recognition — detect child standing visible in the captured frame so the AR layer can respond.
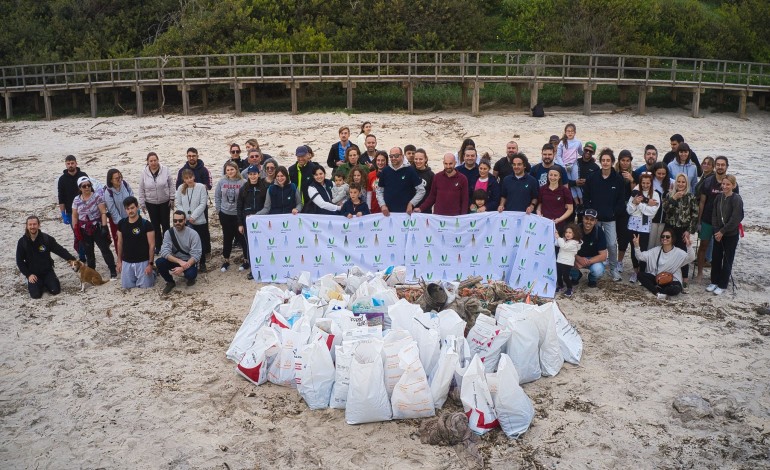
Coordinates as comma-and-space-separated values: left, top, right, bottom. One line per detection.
331, 170, 349, 206
555, 223, 583, 297
556, 123, 584, 203
341, 183, 370, 218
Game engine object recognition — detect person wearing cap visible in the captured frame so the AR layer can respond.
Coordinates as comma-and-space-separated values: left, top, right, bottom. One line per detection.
375, 147, 425, 216
582, 148, 625, 282
327, 126, 352, 170
633, 145, 658, 183
17, 215, 76, 299
667, 143, 699, 195
571, 208, 607, 287
493, 141, 519, 182
498, 153, 538, 213
240, 147, 263, 179
57, 155, 88, 261
289, 145, 321, 207
663, 134, 702, 176
570, 141, 599, 222
215, 161, 246, 272
237, 165, 268, 279
72, 175, 118, 278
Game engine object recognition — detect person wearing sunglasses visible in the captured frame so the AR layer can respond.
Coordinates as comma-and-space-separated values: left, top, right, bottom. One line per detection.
633, 227, 695, 300
71, 176, 117, 278
223, 143, 248, 174
156, 210, 203, 294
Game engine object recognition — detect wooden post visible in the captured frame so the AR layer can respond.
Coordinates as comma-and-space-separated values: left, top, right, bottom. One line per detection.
156, 88, 163, 106
583, 83, 595, 116
3, 93, 12, 119
42, 90, 53, 120
180, 85, 190, 115
471, 81, 482, 116
529, 82, 541, 111
618, 87, 628, 105
233, 81, 242, 116
461, 83, 468, 107
344, 81, 355, 110
135, 86, 144, 117
201, 88, 208, 109
88, 88, 98, 118
637, 86, 650, 115
113, 90, 120, 107
563, 86, 574, 103
287, 82, 298, 114
738, 90, 748, 119
691, 88, 701, 118
250, 86, 257, 106
758, 94, 766, 110
670, 89, 678, 103
404, 81, 414, 114
71, 93, 79, 111
514, 85, 522, 110
33, 93, 40, 112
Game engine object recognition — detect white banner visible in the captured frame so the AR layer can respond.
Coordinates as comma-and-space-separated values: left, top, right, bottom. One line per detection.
246, 212, 556, 297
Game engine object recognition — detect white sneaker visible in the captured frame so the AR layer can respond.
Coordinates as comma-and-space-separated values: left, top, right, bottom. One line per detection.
713, 287, 724, 295
657, 293, 668, 301
616, 261, 623, 273
612, 271, 622, 282
629, 272, 637, 283
705, 284, 717, 292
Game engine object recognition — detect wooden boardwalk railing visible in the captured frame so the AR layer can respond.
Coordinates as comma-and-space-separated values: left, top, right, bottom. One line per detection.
2, 51, 769, 119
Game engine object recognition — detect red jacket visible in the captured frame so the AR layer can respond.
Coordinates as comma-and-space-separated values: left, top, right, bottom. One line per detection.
418, 170, 468, 216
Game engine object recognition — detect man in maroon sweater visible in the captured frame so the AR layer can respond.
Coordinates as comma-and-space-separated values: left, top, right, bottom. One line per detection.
415, 153, 469, 216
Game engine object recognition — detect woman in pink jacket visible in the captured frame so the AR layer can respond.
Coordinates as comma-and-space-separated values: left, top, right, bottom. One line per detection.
138, 152, 175, 254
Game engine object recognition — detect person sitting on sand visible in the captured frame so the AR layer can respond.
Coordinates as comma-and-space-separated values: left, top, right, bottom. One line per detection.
632, 227, 695, 300
157, 210, 203, 294
16, 215, 76, 299
570, 209, 607, 288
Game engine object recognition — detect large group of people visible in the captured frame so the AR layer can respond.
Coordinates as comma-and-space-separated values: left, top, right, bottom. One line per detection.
17, 125, 744, 302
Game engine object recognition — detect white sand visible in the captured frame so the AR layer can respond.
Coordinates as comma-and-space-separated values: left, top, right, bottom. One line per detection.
1, 107, 769, 468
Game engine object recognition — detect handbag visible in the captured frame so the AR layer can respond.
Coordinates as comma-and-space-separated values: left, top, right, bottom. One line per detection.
654, 249, 673, 286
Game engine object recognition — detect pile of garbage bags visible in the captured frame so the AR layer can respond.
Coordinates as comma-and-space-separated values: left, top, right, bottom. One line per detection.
226, 268, 583, 438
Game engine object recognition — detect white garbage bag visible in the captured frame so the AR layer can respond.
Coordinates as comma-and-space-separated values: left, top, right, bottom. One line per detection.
437, 309, 466, 341
346, 341, 392, 424
267, 327, 310, 388
549, 302, 583, 365
296, 339, 336, 410
497, 303, 564, 378
459, 354, 498, 435
387, 298, 423, 331
488, 354, 535, 438
411, 312, 441, 376
236, 327, 281, 386
466, 313, 512, 372
330, 336, 382, 409
226, 286, 285, 363
502, 315, 542, 384
428, 335, 461, 409
391, 342, 435, 419
382, 329, 415, 396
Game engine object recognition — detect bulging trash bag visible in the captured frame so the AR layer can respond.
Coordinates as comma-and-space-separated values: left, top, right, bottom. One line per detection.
226, 286, 285, 363
391, 342, 435, 419
488, 354, 535, 438
296, 338, 336, 410
548, 302, 583, 365
428, 335, 461, 409
346, 341, 392, 424
466, 314, 512, 373
459, 354, 498, 435
236, 327, 281, 386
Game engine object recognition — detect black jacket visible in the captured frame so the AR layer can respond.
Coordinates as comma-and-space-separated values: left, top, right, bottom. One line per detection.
289, 161, 321, 206
16, 232, 75, 277
58, 168, 88, 214
237, 179, 268, 225
583, 169, 625, 222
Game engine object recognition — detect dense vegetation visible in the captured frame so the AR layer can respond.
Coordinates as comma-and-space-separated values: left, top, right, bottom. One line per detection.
1, 0, 768, 65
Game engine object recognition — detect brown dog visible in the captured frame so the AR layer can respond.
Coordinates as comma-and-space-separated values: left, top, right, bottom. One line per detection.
69, 260, 109, 292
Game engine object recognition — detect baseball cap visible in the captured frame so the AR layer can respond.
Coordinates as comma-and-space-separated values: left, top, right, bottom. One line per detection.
247, 165, 260, 174
296, 146, 308, 157
77, 176, 91, 187
584, 142, 597, 153
583, 208, 598, 219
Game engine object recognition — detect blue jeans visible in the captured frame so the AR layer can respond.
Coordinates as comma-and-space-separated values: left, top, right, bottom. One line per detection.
156, 257, 198, 283
597, 221, 618, 272
570, 262, 605, 283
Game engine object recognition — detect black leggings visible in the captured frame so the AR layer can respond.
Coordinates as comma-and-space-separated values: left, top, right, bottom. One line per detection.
189, 223, 211, 262
556, 262, 573, 289
711, 233, 738, 289
219, 212, 244, 259
638, 272, 683, 296
630, 231, 650, 271
82, 227, 116, 272
28, 270, 61, 299
671, 226, 691, 279
145, 201, 171, 250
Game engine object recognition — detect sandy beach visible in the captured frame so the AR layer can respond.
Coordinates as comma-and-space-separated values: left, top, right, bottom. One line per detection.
1, 106, 769, 469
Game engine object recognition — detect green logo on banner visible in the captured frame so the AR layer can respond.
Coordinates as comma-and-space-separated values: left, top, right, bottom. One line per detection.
298, 237, 305, 244
425, 236, 432, 243
501, 219, 508, 228
284, 256, 291, 263
345, 255, 351, 262
412, 254, 419, 262
268, 238, 275, 246
485, 236, 493, 244
520, 258, 527, 267
515, 235, 521, 244
472, 255, 479, 262
456, 273, 463, 281
373, 220, 380, 228
426, 272, 434, 280
527, 280, 534, 289
251, 221, 258, 229
441, 254, 448, 262
501, 256, 508, 264
439, 221, 446, 228
547, 267, 554, 276
374, 255, 381, 262
315, 255, 322, 263
455, 236, 462, 244
343, 222, 350, 230
358, 236, 365, 244
470, 220, 477, 228
388, 235, 395, 243
271, 274, 278, 281
538, 243, 547, 251
282, 221, 289, 229
529, 222, 537, 230
328, 237, 335, 245
255, 256, 261, 264
312, 221, 319, 228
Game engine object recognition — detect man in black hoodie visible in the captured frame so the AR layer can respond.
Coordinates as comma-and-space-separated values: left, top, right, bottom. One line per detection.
57, 155, 88, 261
175, 147, 213, 189
663, 134, 702, 176
16, 216, 76, 298
583, 148, 625, 282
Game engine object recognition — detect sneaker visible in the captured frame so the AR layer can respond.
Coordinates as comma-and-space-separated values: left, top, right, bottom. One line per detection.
564, 288, 573, 297
611, 271, 622, 282
657, 293, 668, 301
186, 277, 196, 287
629, 272, 638, 283
555, 286, 563, 294
246, 272, 254, 280
712, 287, 724, 295
162, 281, 176, 294
616, 261, 623, 273
705, 284, 717, 292
220, 261, 230, 273
110, 269, 118, 279
199, 263, 207, 273
239, 262, 249, 272
588, 280, 598, 288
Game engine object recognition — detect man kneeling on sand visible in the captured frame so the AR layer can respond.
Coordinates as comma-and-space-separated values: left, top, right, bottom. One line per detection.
156, 210, 202, 294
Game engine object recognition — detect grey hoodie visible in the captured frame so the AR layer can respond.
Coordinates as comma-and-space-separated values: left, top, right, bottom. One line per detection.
160, 226, 203, 263
215, 176, 245, 216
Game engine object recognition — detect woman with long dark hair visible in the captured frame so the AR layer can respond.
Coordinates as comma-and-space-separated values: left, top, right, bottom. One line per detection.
258, 166, 302, 215
648, 161, 673, 248
103, 168, 134, 255
367, 150, 388, 213
537, 168, 573, 235
633, 226, 695, 300
306, 166, 342, 215
138, 152, 174, 254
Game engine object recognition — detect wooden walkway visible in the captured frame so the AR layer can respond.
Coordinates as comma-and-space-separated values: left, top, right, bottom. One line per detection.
2, 51, 769, 119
